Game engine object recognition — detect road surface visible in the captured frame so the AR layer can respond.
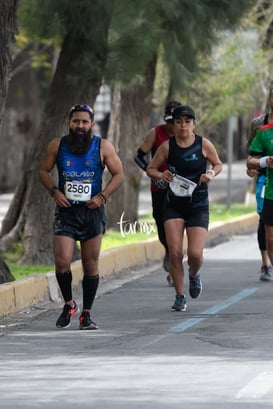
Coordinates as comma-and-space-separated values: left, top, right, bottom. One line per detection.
1, 233, 273, 408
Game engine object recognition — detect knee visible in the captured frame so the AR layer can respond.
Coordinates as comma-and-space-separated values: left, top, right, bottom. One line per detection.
187, 249, 203, 266
82, 258, 98, 275
169, 248, 183, 264
55, 255, 71, 272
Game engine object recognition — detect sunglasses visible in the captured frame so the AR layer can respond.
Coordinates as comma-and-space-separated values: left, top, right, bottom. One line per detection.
69, 104, 94, 118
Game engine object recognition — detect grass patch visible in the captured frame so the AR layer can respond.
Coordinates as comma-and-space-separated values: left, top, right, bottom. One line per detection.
3, 202, 256, 280
3, 242, 54, 281
209, 203, 256, 222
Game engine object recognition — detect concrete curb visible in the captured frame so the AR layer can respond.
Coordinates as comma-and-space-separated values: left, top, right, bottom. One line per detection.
0, 212, 259, 317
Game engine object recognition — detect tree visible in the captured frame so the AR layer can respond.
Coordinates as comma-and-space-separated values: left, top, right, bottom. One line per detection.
0, 42, 48, 193
105, 0, 256, 228
0, 0, 19, 126
0, 0, 260, 274
106, 60, 157, 229
0, 0, 19, 282
0, 0, 114, 266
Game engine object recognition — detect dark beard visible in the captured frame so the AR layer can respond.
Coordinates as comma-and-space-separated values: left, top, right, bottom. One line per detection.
66, 128, 92, 154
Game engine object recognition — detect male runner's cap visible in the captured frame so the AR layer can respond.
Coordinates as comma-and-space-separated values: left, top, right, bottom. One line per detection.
163, 101, 181, 121
69, 104, 94, 119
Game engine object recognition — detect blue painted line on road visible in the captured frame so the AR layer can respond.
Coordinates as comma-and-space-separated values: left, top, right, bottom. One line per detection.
169, 287, 257, 333
143, 287, 257, 347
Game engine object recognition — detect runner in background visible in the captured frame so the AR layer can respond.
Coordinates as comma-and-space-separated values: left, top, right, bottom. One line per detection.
246, 87, 273, 281
134, 101, 181, 286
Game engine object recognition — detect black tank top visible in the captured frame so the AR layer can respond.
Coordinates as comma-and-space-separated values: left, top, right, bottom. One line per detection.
168, 135, 208, 207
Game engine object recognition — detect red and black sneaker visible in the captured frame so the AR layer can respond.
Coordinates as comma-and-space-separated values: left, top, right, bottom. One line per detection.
79, 311, 98, 330
56, 301, 79, 328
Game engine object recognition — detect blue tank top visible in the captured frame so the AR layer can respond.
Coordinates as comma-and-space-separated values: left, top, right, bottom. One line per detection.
56, 135, 104, 204
168, 135, 208, 207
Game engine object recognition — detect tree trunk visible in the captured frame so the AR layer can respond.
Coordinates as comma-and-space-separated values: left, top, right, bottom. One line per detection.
0, 3, 113, 266
106, 58, 157, 229
0, 257, 14, 284
0, 0, 18, 128
0, 43, 53, 193
0, 0, 18, 281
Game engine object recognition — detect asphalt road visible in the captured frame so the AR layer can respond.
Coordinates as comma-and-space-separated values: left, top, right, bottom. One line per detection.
1, 233, 273, 408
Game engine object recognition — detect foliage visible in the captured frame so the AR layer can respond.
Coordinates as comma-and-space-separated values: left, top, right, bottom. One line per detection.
152, 6, 273, 158
1, 0, 265, 271
19, 0, 113, 43
105, 0, 160, 84
151, 2, 258, 120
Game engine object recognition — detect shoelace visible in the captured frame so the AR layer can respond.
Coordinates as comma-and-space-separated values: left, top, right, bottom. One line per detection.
190, 276, 200, 287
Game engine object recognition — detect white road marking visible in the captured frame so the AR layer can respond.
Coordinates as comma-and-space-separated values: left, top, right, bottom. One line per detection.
236, 371, 273, 399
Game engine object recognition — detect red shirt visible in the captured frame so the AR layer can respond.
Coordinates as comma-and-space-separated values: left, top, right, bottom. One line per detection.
151, 124, 173, 192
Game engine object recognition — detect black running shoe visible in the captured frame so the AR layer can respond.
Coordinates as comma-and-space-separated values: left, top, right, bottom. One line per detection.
172, 294, 187, 311
79, 311, 98, 330
189, 274, 202, 299
56, 301, 79, 328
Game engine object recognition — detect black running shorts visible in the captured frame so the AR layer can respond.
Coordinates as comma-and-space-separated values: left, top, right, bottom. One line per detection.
261, 198, 273, 226
54, 205, 106, 241
163, 195, 209, 230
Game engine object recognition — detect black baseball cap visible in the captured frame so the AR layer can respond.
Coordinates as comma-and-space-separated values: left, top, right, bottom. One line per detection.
163, 101, 181, 121
172, 105, 195, 120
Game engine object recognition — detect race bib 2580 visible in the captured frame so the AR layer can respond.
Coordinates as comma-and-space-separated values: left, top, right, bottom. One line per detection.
65, 180, 92, 202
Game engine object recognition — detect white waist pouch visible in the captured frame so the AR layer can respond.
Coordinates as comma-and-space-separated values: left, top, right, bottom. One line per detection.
169, 174, 197, 197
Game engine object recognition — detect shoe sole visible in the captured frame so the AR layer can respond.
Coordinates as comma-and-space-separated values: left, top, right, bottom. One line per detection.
171, 304, 187, 311
79, 325, 98, 330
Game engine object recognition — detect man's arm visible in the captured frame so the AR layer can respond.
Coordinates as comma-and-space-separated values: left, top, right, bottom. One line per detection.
247, 153, 265, 170
100, 139, 124, 199
39, 138, 59, 191
39, 137, 71, 207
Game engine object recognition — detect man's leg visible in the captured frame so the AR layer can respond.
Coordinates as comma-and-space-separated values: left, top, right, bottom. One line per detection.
79, 234, 103, 329
54, 235, 79, 328
54, 235, 75, 305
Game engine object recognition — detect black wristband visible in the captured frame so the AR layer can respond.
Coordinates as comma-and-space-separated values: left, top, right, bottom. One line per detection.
134, 149, 148, 171
48, 186, 58, 197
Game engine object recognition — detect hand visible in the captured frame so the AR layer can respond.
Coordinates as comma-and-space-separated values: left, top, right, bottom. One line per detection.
267, 156, 273, 168
86, 195, 104, 209
161, 170, 174, 183
198, 172, 214, 184
246, 168, 257, 177
53, 190, 71, 207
